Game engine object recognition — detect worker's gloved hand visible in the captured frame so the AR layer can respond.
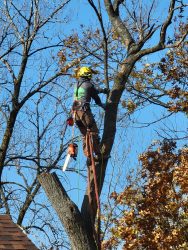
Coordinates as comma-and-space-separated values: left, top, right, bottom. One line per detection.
97, 87, 109, 94
102, 88, 110, 94
100, 103, 107, 110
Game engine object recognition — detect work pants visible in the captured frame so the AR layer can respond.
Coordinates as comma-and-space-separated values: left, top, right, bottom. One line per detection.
74, 110, 101, 157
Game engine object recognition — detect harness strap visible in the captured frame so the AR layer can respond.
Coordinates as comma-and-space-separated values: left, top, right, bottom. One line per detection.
75, 80, 81, 100
73, 79, 91, 111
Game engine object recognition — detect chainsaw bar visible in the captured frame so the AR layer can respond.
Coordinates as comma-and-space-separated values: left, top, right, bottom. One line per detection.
62, 154, 71, 171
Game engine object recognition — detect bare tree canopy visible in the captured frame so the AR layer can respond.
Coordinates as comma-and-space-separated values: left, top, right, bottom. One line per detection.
0, 0, 187, 249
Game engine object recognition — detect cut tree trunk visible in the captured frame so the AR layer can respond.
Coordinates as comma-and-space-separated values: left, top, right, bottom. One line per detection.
38, 172, 97, 250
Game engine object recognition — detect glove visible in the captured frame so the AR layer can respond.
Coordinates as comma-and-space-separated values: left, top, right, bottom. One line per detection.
102, 88, 110, 94
100, 103, 107, 110
97, 87, 109, 94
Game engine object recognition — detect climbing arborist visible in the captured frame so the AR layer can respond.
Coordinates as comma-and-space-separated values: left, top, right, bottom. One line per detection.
72, 66, 108, 161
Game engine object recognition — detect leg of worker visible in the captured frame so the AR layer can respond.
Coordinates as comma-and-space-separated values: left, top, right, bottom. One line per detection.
75, 111, 90, 157
82, 110, 101, 156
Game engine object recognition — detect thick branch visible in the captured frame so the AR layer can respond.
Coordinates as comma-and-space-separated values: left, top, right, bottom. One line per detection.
134, 0, 176, 58
17, 181, 41, 226
38, 1, 71, 30
0, 58, 16, 82
0, 186, 10, 214
4, 0, 24, 43
113, 0, 124, 14
104, 0, 134, 49
160, 0, 175, 46
0, 109, 19, 182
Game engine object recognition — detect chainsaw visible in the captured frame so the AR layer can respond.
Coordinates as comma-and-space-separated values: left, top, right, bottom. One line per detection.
62, 143, 78, 171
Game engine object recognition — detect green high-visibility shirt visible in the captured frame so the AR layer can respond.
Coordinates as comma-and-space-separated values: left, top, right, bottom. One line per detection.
74, 78, 102, 106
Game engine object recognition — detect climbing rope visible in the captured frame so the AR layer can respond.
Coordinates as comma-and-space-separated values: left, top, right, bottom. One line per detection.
66, 109, 102, 249
86, 130, 101, 250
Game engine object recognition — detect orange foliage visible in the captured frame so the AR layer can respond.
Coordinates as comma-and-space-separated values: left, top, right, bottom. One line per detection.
124, 23, 188, 115
102, 141, 188, 249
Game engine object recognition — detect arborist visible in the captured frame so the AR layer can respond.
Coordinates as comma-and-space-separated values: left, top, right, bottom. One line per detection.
72, 66, 108, 161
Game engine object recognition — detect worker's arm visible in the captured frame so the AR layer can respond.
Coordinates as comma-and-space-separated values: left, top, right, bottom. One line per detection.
91, 85, 106, 110
90, 80, 109, 95
95, 86, 109, 95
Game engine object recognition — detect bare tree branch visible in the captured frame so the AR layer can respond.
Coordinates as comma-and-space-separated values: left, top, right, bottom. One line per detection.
104, 0, 135, 50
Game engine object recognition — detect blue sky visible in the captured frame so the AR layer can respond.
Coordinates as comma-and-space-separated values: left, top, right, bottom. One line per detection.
1, 0, 187, 248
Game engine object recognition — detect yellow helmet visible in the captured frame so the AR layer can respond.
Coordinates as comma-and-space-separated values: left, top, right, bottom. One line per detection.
77, 67, 96, 78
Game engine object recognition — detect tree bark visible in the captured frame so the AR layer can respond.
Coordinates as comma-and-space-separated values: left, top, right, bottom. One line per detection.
0, 109, 19, 183
38, 172, 97, 250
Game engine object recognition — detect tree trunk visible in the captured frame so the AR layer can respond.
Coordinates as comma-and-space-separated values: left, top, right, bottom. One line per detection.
38, 172, 97, 250
0, 109, 19, 184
